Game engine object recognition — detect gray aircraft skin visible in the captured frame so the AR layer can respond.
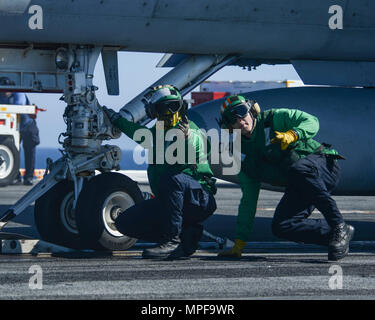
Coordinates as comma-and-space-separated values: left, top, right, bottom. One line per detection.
0, 0, 374, 195
0, 0, 374, 61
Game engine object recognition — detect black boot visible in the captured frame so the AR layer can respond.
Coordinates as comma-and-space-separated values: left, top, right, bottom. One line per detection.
11, 173, 23, 185
328, 223, 355, 261
23, 178, 34, 186
167, 224, 203, 260
181, 224, 203, 256
142, 237, 181, 259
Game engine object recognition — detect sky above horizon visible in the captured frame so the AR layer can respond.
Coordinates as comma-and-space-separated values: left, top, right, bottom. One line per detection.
27, 51, 301, 148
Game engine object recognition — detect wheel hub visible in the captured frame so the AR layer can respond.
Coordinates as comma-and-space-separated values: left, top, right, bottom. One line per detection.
110, 206, 122, 221
102, 191, 135, 237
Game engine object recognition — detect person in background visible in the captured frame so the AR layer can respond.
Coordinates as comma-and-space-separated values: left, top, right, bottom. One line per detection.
0, 77, 40, 185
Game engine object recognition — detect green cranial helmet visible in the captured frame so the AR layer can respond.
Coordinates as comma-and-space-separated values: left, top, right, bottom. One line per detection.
145, 84, 183, 119
218, 95, 260, 129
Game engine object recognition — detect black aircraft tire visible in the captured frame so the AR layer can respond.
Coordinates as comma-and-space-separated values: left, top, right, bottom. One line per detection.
34, 180, 86, 249
0, 137, 20, 187
75, 172, 142, 251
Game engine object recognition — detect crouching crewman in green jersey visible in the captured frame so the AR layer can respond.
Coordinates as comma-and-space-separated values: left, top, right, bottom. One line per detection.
217, 95, 354, 261
102, 85, 217, 259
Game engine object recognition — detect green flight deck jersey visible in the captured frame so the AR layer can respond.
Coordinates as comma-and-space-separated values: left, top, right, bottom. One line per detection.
235, 108, 339, 241
113, 117, 216, 197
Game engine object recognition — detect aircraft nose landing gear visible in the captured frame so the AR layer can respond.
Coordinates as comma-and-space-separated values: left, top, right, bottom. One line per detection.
36, 46, 143, 250
0, 46, 143, 251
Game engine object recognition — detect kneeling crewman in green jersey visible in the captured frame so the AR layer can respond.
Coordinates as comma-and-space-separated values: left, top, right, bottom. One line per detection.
103, 85, 217, 259
217, 95, 354, 261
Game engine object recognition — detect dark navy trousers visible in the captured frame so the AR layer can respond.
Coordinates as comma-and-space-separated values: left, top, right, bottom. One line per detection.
20, 120, 40, 180
115, 172, 217, 243
272, 153, 344, 246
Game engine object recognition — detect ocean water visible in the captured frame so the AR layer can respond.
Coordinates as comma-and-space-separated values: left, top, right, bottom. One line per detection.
20, 147, 148, 170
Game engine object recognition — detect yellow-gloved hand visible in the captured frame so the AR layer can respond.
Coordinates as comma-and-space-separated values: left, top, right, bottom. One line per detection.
218, 239, 246, 258
271, 130, 298, 150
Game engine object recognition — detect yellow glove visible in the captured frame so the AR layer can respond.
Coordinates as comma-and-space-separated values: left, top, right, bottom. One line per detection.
218, 239, 246, 258
271, 130, 298, 150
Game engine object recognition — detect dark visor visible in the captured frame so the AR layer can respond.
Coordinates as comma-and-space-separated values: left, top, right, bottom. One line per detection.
230, 104, 249, 118
155, 100, 182, 114
223, 103, 249, 126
